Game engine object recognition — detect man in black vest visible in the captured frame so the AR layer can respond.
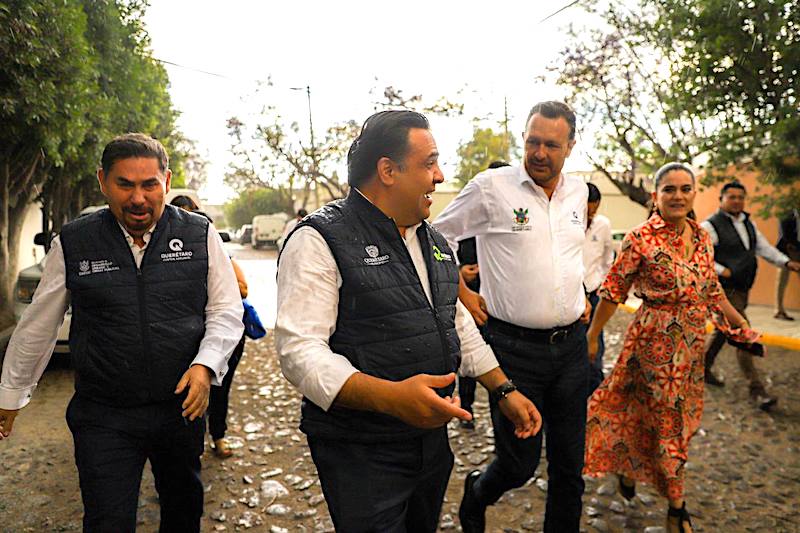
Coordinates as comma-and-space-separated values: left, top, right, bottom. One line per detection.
275, 110, 541, 533
701, 181, 799, 410
0, 134, 244, 532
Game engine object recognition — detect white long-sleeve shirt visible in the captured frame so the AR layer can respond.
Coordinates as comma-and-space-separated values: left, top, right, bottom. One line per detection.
275, 224, 499, 412
0, 221, 244, 410
433, 165, 588, 329
700, 211, 789, 275
583, 214, 614, 293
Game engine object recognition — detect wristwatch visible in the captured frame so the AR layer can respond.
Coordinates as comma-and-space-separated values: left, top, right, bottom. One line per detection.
491, 380, 517, 402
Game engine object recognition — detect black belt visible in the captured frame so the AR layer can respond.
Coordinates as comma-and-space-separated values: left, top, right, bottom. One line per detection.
487, 317, 580, 345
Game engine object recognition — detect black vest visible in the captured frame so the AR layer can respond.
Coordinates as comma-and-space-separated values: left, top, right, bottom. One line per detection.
287, 190, 462, 442
707, 210, 758, 290
60, 205, 209, 406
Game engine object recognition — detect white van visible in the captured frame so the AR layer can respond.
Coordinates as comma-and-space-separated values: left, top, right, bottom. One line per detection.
251, 213, 289, 248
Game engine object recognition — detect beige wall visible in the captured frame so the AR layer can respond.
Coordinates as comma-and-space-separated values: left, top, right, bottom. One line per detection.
694, 171, 799, 311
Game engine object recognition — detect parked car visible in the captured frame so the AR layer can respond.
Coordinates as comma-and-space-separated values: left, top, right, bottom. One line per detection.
239, 224, 253, 245
611, 229, 627, 259
251, 214, 288, 248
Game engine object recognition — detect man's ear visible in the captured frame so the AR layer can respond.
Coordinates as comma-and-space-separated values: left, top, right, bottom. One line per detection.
97, 169, 108, 197
376, 157, 395, 187
164, 169, 172, 194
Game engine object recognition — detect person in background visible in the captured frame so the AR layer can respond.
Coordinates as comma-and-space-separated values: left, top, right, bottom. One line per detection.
775, 208, 800, 321
278, 208, 308, 251
583, 182, 614, 395
584, 163, 759, 533
700, 181, 800, 410
0, 133, 243, 532
171, 196, 248, 458
456, 160, 511, 430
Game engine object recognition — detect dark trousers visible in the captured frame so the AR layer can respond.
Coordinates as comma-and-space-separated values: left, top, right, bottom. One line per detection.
308, 428, 453, 533
585, 290, 605, 395
66, 394, 205, 533
207, 335, 245, 440
473, 320, 588, 533
705, 286, 766, 394
458, 376, 476, 414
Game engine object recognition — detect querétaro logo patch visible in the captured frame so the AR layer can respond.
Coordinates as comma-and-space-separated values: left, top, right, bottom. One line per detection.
161, 237, 193, 262
363, 244, 389, 266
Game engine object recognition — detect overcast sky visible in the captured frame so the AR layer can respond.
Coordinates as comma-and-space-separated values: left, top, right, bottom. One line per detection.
144, 1, 604, 201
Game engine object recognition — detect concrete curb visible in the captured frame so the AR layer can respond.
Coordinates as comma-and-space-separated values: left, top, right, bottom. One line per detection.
618, 303, 800, 352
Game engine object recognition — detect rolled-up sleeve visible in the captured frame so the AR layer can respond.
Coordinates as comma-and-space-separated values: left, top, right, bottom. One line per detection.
275, 226, 358, 411
192, 226, 244, 385
455, 301, 498, 378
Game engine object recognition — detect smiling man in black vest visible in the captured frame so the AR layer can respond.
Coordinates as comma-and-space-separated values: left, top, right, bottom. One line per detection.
276, 110, 541, 533
0, 133, 244, 532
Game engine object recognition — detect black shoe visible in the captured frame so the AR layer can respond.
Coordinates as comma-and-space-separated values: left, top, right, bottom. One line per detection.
752, 392, 778, 411
704, 370, 725, 387
667, 502, 693, 533
617, 474, 635, 501
459, 470, 486, 533
459, 419, 475, 430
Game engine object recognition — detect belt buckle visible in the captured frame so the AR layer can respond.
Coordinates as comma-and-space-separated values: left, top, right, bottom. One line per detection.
549, 328, 568, 344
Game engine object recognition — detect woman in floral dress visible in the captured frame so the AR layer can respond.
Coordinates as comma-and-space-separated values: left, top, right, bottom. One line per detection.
583, 163, 759, 533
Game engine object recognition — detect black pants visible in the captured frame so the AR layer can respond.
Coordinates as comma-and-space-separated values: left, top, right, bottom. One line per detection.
207, 335, 245, 440
308, 428, 453, 533
584, 290, 605, 395
458, 375, 476, 414
473, 320, 588, 533
66, 394, 205, 533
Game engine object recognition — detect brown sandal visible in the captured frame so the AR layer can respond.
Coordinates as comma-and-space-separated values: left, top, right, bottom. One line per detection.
213, 438, 234, 458
667, 502, 693, 532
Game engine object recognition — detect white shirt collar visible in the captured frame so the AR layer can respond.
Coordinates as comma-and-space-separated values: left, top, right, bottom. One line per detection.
117, 221, 156, 250
517, 165, 564, 198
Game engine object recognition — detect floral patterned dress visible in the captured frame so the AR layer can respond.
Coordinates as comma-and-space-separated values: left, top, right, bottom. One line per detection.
583, 214, 758, 500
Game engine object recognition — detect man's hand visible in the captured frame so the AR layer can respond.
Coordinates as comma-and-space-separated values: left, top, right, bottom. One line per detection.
787, 260, 800, 272
498, 391, 542, 438
384, 373, 472, 429
460, 286, 488, 326
720, 267, 732, 278
175, 364, 213, 421
587, 333, 600, 363
460, 264, 480, 284
581, 296, 592, 324
0, 408, 19, 439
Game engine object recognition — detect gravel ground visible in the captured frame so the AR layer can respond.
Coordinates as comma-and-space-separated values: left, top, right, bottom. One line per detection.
1, 312, 798, 532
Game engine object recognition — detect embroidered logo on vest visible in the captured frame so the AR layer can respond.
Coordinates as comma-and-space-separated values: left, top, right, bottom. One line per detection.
161, 238, 193, 262
432, 245, 452, 262
78, 259, 120, 276
363, 245, 389, 265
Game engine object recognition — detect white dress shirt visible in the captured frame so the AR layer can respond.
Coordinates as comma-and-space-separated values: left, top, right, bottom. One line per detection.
0, 220, 244, 410
275, 223, 499, 412
583, 214, 614, 293
433, 165, 588, 329
700, 211, 789, 275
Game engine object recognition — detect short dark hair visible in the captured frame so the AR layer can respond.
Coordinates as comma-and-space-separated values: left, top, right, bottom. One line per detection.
721, 181, 747, 197
101, 133, 169, 176
171, 195, 198, 211
347, 110, 430, 188
587, 182, 602, 203
487, 160, 511, 169
297, 208, 308, 218
526, 101, 577, 140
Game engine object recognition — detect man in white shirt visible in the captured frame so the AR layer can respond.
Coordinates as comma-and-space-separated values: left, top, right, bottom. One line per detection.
701, 181, 800, 410
434, 101, 591, 533
276, 110, 541, 533
0, 134, 244, 532
583, 183, 614, 394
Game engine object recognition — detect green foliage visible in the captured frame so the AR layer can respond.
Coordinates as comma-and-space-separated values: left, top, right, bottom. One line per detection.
0, 0, 187, 317
453, 127, 518, 187
647, 0, 800, 217
224, 188, 288, 229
